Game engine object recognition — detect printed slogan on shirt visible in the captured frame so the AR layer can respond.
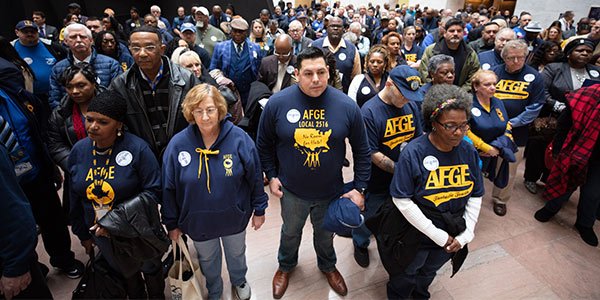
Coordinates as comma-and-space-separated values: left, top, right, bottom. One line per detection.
293, 109, 331, 169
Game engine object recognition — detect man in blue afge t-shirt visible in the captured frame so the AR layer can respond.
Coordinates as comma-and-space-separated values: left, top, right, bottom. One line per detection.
352, 66, 424, 268
490, 39, 544, 216
257, 47, 370, 299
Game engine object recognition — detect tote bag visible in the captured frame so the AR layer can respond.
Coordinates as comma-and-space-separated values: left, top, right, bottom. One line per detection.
167, 237, 203, 300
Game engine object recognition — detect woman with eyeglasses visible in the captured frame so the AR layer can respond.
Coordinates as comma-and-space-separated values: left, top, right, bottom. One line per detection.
161, 84, 268, 300
94, 31, 134, 71
386, 84, 483, 299
348, 45, 389, 107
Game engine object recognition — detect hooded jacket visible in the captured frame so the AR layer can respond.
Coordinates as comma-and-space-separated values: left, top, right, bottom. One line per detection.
161, 118, 268, 242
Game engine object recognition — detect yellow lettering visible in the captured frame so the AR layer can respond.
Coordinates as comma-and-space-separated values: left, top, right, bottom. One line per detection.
303, 109, 325, 120
494, 79, 530, 100
85, 166, 115, 181
384, 115, 415, 137
425, 165, 471, 189
405, 54, 417, 63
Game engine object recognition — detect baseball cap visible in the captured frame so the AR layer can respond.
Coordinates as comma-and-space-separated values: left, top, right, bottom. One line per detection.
67, 2, 81, 9
524, 21, 543, 33
322, 197, 364, 236
389, 65, 423, 102
180, 23, 196, 33
16, 20, 37, 31
195, 6, 209, 16
296, 12, 308, 19
230, 18, 249, 30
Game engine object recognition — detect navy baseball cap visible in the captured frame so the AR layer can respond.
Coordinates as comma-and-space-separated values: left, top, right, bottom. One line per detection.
180, 23, 196, 33
389, 65, 423, 102
16, 20, 37, 31
323, 197, 364, 236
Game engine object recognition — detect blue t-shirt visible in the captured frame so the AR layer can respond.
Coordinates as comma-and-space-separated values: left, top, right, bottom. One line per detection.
257, 85, 371, 201
361, 95, 423, 193
390, 134, 484, 231
491, 64, 545, 146
68, 133, 161, 241
13, 41, 56, 94
469, 95, 509, 144
401, 44, 424, 64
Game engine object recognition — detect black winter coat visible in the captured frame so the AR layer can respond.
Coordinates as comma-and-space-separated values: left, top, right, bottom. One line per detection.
98, 191, 169, 277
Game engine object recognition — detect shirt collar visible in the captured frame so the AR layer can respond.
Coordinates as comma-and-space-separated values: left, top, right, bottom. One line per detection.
323, 37, 347, 52
73, 54, 92, 64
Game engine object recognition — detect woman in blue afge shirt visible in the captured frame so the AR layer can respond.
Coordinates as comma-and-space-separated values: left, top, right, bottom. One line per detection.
388, 84, 484, 299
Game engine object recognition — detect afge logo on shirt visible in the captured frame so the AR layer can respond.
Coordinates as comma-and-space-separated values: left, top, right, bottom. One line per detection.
424, 164, 474, 207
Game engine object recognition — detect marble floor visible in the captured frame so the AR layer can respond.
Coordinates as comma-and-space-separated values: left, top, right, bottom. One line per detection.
39, 162, 600, 299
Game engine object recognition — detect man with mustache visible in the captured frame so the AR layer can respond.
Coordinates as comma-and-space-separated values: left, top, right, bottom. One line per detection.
419, 18, 480, 91
48, 23, 121, 109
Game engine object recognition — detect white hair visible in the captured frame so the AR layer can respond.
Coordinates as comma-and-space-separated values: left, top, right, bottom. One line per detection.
63, 23, 92, 39
349, 22, 362, 31
150, 5, 161, 12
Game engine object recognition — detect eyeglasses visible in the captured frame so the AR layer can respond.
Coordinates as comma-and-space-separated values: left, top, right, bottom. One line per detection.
192, 107, 218, 117
274, 51, 291, 57
435, 120, 470, 133
129, 45, 158, 54
505, 55, 526, 62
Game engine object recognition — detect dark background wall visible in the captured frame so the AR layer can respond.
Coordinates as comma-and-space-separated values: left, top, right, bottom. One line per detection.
1, 0, 274, 40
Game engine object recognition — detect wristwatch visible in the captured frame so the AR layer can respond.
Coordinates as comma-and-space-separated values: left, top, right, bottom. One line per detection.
357, 187, 367, 196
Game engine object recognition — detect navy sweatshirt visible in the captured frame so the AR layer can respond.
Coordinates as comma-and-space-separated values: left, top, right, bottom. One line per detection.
257, 85, 371, 201
0, 145, 37, 277
161, 120, 268, 242
68, 133, 161, 241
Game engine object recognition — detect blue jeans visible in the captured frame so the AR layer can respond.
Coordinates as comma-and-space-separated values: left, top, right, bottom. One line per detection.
193, 230, 248, 300
544, 160, 600, 227
278, 186, 336, 272
387, 246, 452, 299
352, 191, 389, 249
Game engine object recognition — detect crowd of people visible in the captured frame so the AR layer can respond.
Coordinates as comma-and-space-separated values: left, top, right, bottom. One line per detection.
1, 1, 600, 299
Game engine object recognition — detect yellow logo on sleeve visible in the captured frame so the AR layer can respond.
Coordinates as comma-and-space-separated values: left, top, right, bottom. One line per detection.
423, 164, 473, 206
494, 80, 530, 100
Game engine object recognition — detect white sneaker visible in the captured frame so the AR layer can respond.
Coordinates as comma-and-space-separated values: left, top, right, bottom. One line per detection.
234, 282, 251, 300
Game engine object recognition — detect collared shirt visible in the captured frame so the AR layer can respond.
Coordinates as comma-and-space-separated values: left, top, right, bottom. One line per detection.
139, 61, 164, 92
273, 60, 289, 93
322, 37, 361, 78
73, 54, 92, 64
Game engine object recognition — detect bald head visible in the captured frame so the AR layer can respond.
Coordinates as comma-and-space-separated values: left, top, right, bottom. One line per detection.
274, 34, 293, 63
